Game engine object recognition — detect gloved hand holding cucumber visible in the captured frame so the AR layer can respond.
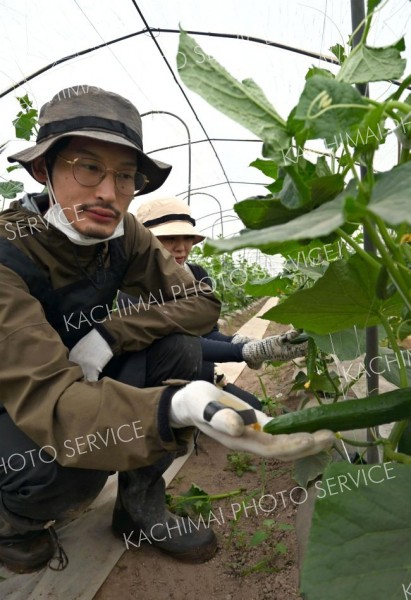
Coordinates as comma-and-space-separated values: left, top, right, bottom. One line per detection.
169, 381, 334, 460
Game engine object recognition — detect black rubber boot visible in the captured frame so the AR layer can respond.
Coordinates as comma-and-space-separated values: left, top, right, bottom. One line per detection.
0, 514, 56, 574
112, 458, 217, 563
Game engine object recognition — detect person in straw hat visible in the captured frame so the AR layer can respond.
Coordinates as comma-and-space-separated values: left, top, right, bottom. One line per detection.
126, 197, 308, 411
0, 86, 334, 573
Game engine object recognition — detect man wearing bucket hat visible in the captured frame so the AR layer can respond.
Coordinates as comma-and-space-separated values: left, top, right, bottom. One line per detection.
122, 197, 308, 409
0, 86, 334, 573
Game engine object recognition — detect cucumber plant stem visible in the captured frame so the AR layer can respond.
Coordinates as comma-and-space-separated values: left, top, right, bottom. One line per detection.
378, 311, 408, 389
336, 228, 380, 269
372, 215, 407, 268
336, 434, 382, 447
388, 419, 410, 453
342, 140, 366, 194
383, 442, 411, 464
362, 216, 411, 311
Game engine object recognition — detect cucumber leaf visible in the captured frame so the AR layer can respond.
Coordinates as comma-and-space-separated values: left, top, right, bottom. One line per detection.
368, 162, 411, 225
308, 327, 367, 361
0, 180, 24, 199
329, 44, 347, 65
301, 462, 411, 600
244, 275, 295, 297
249, 158, 278, 180
377, 347, 411, 388
262, 254, 403, 334
204, 181, 356, 255
234, 196, 307, 229
294, 75, 368, 145
337, 40, 406, 84
177, 30, 290, 157
293, 451, 332, 488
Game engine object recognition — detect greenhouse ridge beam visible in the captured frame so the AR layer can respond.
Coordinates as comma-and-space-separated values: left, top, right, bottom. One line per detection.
152, 28, 341, 64
2, 27, 409, 99
0, 29, 340, 98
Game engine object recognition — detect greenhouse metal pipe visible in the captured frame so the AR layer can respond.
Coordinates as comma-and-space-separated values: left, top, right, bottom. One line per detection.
210, 215, 240, 239
140, 110, 192, 204
2, 28, 410, 100
195, 208, 234, 222
182, 192, 224, 237
350, 0, 379, 463
130, 2, 237, 204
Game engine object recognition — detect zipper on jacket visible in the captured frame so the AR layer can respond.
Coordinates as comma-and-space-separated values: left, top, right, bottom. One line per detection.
94, 243, 106, 288
72, 243, 107, 289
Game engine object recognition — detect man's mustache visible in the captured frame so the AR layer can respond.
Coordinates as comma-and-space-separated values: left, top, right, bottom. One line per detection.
77, 203, 121, 218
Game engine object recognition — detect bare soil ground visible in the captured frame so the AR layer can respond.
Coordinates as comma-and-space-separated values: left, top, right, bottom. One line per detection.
94, 304, 304, 600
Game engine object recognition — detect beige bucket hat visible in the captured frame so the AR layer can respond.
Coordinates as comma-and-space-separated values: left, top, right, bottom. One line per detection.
7, 85, 171, 195
136, 197, 205, 244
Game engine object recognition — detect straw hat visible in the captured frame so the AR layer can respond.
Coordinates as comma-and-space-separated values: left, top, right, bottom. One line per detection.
7, 85, 171, 195
136, 197, 205, 244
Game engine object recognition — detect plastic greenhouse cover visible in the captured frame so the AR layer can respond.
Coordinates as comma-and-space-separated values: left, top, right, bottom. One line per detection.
0, 0, 410, 270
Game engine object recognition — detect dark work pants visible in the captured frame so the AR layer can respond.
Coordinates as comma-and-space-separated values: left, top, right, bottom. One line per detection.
0, 334, 202, 528
200, 361, 262, 411
200, 337, 244, 362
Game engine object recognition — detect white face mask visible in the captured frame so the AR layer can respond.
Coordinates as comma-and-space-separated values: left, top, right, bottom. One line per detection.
43, 172, 124, 246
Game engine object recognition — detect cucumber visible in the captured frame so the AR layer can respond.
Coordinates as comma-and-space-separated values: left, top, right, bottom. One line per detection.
263, 387, 411, 435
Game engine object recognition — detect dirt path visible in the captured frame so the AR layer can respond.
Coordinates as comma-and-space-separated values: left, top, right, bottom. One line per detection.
94, 306, 304, 600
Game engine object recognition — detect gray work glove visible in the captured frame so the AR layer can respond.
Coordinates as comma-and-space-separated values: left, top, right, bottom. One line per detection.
242, 329, 308, 369
169, 381, 334, 460
69, 329, 113, 381
231, 333, 254, 344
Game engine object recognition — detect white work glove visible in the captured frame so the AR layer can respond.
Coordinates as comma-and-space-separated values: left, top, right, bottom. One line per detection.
169, 381, 334, 460
242, 328, 308, 369
69, 329, 113, 381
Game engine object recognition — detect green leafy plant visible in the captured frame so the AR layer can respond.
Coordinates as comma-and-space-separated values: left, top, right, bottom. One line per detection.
12, 94, 39, 141
228, 498, 293, 576
256, 371, 284, 417
240, 519, 291, 576
177, 12, 411, 453
166, 482, 242, 517
176, 2, 411, 596
190, 245, 269, 315
1, 94, 38, 209
225, 451, 257, 477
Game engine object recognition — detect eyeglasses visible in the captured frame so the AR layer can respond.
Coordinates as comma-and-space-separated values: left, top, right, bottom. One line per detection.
57, 155, 149, 196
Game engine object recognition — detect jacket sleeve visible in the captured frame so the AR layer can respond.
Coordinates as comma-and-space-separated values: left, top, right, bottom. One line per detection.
187, 263, 234, 342
94, 218, 221, 354
0, 264, 190, 472
203, 328, 234, 343
200, 336, 244, 362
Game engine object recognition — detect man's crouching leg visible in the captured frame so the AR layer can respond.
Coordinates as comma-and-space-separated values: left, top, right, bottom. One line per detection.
112, 455, 217, 563
103, 333, 204, 387
109, 334, 217, 562
0, 411, 108, 573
